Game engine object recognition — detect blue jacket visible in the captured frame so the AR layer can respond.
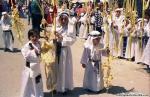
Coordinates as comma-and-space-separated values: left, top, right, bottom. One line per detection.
31, 0, 42, 15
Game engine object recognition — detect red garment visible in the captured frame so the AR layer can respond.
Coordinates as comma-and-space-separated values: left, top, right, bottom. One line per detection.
53, 5, 57, 16
47, 12, 53, 24
75, 8, 86, 16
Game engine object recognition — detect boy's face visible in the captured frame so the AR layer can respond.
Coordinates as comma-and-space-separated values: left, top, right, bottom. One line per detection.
145, 14, 149, 20
92, 37, 100, 46
115, 11, 121, 17
30, 35, 39, 44
4, 14, 8, 18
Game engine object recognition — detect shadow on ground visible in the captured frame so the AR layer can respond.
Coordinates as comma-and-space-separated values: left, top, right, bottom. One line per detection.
12, 48, 21, 53
44, 87, 86, 97
143, 68, 150, 74
107, 86, 134, 94
0, 48, 4, 51
135, 63, 150, 74
44, 86, 134, 97
0, 48, 21, 53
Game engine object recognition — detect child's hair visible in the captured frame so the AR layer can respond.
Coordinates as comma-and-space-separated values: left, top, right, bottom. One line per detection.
28, 29, 39, 40
145, 9, 150, 17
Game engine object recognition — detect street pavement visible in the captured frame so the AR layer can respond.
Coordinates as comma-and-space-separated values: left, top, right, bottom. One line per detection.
0, 19, 149, 97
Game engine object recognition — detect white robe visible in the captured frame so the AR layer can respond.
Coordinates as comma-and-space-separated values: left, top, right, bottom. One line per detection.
125, 22, 143, 60
141, 21, 150, 65
104, 15, 115, 56
81, 45, 104, 92
102, 16, 110, 49
55, 20, 76, 92
129, 21, 148, 62
89, 15, 95, 32
110, 15, 124, 57
79, 14, 88, 39
118, 23, 131, 58
125, 32, 136, 59
110, 26, 119, 57
113, 15, 125, 57
20, 41, 43, 97
134, 23, 145, 62
141, 39, 150, 66
1, 15, 13, 50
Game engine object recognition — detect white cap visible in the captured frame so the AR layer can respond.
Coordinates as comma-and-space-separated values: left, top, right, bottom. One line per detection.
49, 8, 53, 12
115, 8, 122, 12
2, 12, 7, 15
89, 31, 102, 39
137, 18, 148, 23
59, 11, 69, 17
80, 13, 85, 17
100, 0, 108, 2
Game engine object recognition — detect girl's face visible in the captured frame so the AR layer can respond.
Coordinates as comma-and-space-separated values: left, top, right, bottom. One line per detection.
59, 15, 69, 26
30, 35, 39, 44
92, 37, 100, 46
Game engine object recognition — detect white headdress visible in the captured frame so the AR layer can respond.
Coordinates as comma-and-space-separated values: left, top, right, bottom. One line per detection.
2, 12, 7, 15
58, 11, 69, 18
80, 13, 85, 17
115, 8, 122, 12
137, 18, 148, 23
84, 31, 102, 48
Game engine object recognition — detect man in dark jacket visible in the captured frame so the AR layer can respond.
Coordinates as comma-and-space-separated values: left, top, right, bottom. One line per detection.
31, 0, 42, 35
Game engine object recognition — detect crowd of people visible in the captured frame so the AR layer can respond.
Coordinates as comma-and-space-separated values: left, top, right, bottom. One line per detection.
0, 0, 150, 97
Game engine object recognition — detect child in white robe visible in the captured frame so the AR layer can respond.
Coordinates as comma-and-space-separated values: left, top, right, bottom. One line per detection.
140, 9, 150, 69
134, 18, 148, 63
81, 31, 107, 92
55, 11, 76, 94
1, 12, 14, 52
79, 13, 88, 39
20, 29, 43, 97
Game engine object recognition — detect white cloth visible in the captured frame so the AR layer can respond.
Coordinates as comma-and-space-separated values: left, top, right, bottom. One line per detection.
110, 25, 119, 57
144, 21, 150, 37
112, 15, 125, 33
103, 15, 115, 56
2, 30, 13, 50
1, 15, 12, 31
55, 20, 76, 92
69, 17, 77, 37
133, 22, 145, 62
1, 15, 13, 50
103, 15, 116, 50
118, 23, 131, 57
125, 31, 136, 59
141, 21, 150, 65
141, 38, 150, 66
79, 14, 88, 39
81, 34, 104, 92
21, 41, 43, 97
112, 15, 125, 57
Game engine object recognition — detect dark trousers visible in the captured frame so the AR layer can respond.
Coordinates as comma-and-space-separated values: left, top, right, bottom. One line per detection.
28, 13, 31, 24
142, 36, 149, 48
123, 36, 127, 57
96, 27, 102, 33
31, 13, 42, 35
